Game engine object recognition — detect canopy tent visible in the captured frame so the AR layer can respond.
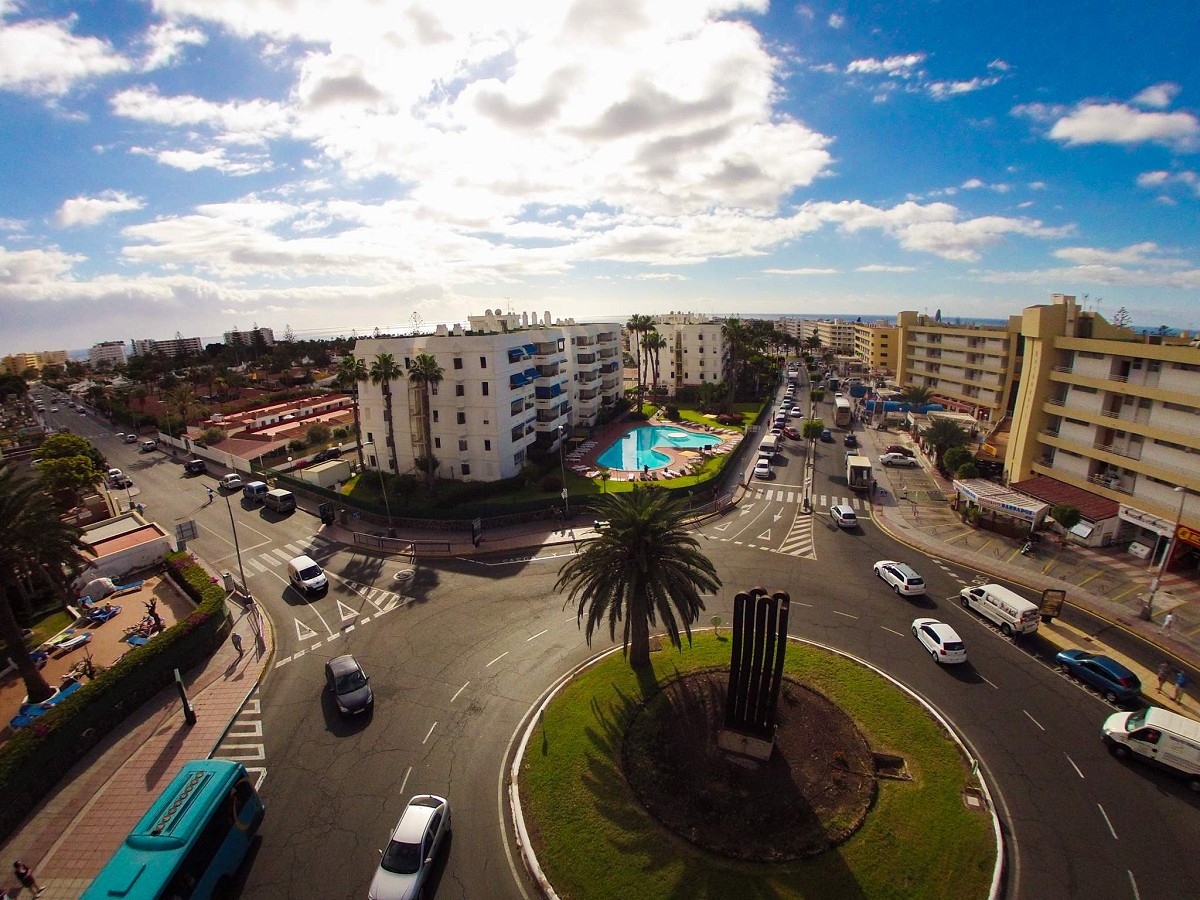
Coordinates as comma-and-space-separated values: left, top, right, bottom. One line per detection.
953, 478, 1049, 528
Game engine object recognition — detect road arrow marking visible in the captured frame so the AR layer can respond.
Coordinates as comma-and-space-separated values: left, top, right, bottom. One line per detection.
740, 504, 757, 516
773, 510, 784, 522
295, 619, 319, 641
713, 522, 731, 532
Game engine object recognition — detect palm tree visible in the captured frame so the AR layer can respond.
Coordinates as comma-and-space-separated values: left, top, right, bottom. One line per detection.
642, 330, 667, 398
920, 419, 969, 463
408, 352, 445, 494
901, 384, 936, 409
626, 315, 654, 409
336, 353, 369, 470
555, 489, 721, 669
721, 318, 750, 409
368, 353, 404, 479
0, 467, 93, 702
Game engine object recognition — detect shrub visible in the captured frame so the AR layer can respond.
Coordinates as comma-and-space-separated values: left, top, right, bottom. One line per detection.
627, 411, 649, 422
716, 413, 742, 426
200, 426, 225, 445
540, 473, 563, 493
288, 438, 307, 452
332, 426, 350, 440
306, 422, 332, 445
664, 405, 681, 420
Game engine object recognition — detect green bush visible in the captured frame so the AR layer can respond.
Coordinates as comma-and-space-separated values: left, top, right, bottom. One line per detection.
664, 406, 681, 420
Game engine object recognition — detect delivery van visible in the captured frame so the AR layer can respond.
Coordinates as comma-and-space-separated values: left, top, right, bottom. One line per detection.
758, 434, 781, 460
287, 555, 328, 594
263, 488, 296, 513
1102, 706, 1200, 791
958, 583, 1040, 636
242, 481, 269, 503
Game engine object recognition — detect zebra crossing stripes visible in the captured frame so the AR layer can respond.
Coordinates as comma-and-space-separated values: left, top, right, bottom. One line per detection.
212, 688, 267, 789
777, 513, 816, 559
255, 535, 335, 569
817, 494, 868, 511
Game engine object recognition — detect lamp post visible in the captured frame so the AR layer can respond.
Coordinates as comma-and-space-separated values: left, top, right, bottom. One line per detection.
558, 425, 570, 517
1142, 485, 1187, 621
363, 441, 394, 536
225, 492, 251, 602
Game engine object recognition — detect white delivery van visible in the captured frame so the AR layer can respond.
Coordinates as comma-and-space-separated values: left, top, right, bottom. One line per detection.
758, 434, 781, 460
263, 488, 296, 513
287, 555, 328, 594
1102, 706, 1200, 791
958, 583, 1040, 636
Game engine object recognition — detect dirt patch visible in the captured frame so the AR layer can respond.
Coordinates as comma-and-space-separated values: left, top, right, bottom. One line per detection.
623, 670, 876, 861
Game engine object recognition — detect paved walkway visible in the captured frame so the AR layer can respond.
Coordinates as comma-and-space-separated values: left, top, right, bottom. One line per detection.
3, 429, 1199, 897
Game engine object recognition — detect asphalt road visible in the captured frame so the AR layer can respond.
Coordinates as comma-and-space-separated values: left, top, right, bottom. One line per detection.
40, 392, 1200, 900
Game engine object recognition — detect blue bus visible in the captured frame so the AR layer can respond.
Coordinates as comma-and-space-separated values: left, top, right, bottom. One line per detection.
82, 759, 264, 900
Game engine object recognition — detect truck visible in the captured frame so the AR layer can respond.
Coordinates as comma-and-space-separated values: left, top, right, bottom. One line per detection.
758, 434, 781, 460
846, 454, 872, 491
299, 459, 352, 489
1102, 706, 1200, 791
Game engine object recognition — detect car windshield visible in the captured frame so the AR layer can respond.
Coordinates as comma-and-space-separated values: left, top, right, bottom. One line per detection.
299, 565, 322, 580
335, 668, 367, 693
380, 839, 421, 875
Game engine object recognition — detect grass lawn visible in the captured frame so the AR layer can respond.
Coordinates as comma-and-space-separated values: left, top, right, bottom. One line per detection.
519, 634, 996, 900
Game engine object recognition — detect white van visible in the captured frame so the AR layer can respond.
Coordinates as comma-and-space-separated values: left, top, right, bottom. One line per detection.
958, 583, 1040, 636
758, 434, 781, 460
287, 555, 328, 594
242, 481, 269, 503
263, 488, 296, 513
1102, 706, 1200, 791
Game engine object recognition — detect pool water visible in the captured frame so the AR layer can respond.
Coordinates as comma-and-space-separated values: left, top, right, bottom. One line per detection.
595, 425, 718, 471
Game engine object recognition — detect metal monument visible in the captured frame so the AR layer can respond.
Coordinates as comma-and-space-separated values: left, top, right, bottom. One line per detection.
719, 587, 790, 759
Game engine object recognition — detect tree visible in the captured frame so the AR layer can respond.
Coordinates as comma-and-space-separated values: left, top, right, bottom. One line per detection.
954, 461, 979, 479
901, 384, 936, 409
38, 456, 101, 496
368, 353, 404, 478
306, 423, 332, 446
626, 315, 654, 408
38, 433, 106, 471
920, 419, 969, 463
1111, 307, 1133, 329
555, 489, 721, 669
1051, 504, 1082, 541
164, 384, 201, 436
941, 446, 974, 475
408, 353, 445, 493
0, 467, 93, 702
642, 330, 667, 397
721, 318, 751, 407
200, 427, 226, 445
336, 353, 369, 470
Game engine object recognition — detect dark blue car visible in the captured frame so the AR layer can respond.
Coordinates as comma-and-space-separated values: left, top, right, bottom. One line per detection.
820, 429, 833, 442
1055, 650, 1142, 704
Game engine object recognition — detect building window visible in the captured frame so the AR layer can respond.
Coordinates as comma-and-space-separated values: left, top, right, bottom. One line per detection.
461, 463, 471, 476
482, 381, 489, 396
453, 357, 463, 370
456, 384, 465, 397
484, 440, 491, 451
366, 431, 374, 444
459, 439, 468, 451
457, 412, 466, 424
430, 383, 439, 395
432, 410, 439, 423
480, 356, 487, 368
434, 437, 441, 449
514, 449, 526, 464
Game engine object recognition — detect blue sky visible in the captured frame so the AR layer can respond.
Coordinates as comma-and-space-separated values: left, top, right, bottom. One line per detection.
2, 0, 1198, 354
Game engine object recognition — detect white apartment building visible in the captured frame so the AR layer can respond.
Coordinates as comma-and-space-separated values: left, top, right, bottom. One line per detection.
795, 318, 857, 354
88, 340, 127, 368
223, 327, 275, 347
637, 313, 729, 395
354, 309, 622, 482
132, 336, 204, 357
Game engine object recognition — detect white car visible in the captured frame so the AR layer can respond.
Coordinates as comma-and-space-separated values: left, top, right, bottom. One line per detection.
873, 560, 926, 596
369, 795, 452, 900
912, 618, 967, 664
879, 452, 920, 468
830, 505, 857, 528
219, 473, 244, 491
789, 408, 803, 418
753, 459, 773, 479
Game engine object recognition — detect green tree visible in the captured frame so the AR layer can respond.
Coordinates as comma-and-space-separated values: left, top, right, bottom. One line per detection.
408, 353, 445, 494
1051, 504, 1082, 540
38, 456, 101, 496
555, 489, 721, 670
306, 423, 332, 446
901, 384, 936, 408
38, 433, 105, 471
642, 329, 668, 397
801, 418, 825, 441
921, 419, 969, 465
955, 461, 979, 479
721, 318, 751, 407
942, 446, 974, 475
0, 467, 93, 702
369, 353, 404, 478
200, 427, 226, 445
336, 353, 369, 470
626, 315, 654, 407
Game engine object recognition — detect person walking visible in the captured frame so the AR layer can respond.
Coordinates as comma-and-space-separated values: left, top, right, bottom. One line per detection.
1174, 670, 1188, 702
206, 487, 215, 505
231, 631, 243, 657
13, 860, 43, 895
1157, 662, 1172, 692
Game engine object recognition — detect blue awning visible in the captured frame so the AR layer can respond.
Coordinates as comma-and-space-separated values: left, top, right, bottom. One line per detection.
524, 367, 540, 379
523, 343, 537, 355
509, 373, 529, 387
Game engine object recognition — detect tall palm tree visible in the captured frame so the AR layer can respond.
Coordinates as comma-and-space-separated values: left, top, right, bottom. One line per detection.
721, 318, 750, 409
901, 384, 936, 409
0, 467, 93, 702
626, 314, 654, 409
642, 330, 667, 398
408, 352, 445, 494
920, 418, 969, 462
555, 489, 721, 670
336, 353, 369, 470
368, 353, 404, 479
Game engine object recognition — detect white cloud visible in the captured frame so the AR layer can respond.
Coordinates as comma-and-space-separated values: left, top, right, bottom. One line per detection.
828, 13, 845, 29
1046, 103, 1199, 151
110, 87, 292, 145
0, 15, 129, 96
846, 52, 926, 76
961, 178, 985, 190
983, 242, 1200, 292
133, 146, 269, 175
55, 191, 145, 228
927, 76, 1000, 100
1053, 242, 1184, 268
1011, 102, 1067, 124
763, 267, 838, 275
1132, 82, 1180, 109
1135, 169, 1199, 196
987, 59, 1010, 72
856, 264, 916, 272
141, 22, 207, 71
0, 244, 83, 282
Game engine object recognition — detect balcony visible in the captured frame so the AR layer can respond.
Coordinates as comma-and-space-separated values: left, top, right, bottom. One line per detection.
1088, 473, 1134, 495
1094, 442, 1143, 461
576, 352, 597, 365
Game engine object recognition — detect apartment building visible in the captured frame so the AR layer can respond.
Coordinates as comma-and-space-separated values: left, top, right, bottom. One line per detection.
223, 327, 275, 347
852, 322, 899, 375
354, 309, 622, 482
2, 349, 68, 375
132, 336, 204, 357
1006, 293, 1200, 570
803, 318, 857, 354
896, 311, 1022, 422
647, 314, 729, 395
88, 340, 127, 368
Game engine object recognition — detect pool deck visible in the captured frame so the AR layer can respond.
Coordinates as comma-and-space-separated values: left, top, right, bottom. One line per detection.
565, 417, 744, 482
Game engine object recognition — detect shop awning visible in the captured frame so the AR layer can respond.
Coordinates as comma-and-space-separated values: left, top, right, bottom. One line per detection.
953, 478, 1049, 526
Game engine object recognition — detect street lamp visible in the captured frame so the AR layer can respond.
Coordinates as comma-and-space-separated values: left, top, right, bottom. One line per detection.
363, 441, 394, 537
225, 492, 251, 603
1142, 485, 1188, 621
558, 424, 570, 517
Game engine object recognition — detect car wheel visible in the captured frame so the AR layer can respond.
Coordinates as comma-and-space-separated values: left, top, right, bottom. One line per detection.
930, 648, 938, 663
1104, 689, 1119, 704
1000, 623, 1013, 637
1059, 663, 1072, 675
893, 584, 900, 594
1110, 743, 1131, 761
912, 626, 919, 638
960, 595, 970, 608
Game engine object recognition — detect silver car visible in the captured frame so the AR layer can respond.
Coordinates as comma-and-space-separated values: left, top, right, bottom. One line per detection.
369, 795, 452, 900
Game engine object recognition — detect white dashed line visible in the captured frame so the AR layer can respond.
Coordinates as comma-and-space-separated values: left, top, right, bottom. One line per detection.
487, 651, 509, 667
423, 722, 437, 744
1065, 753, 1085, 779
451, 682, 469, 703
1023, 709, 1045, 731
527, 629, 548, 641
832, 610, 858, 620
1097, 803, 1118, 840
881, 626, 905, 637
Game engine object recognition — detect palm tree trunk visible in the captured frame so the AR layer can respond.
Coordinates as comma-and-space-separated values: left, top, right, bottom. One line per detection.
628, 601, 652, 668
422, 386, 436, 494
1, 581, 54, 702
352, 386, 366, 470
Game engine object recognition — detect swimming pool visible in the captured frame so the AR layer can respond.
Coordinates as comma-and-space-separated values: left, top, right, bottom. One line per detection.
595, 425, 718, 471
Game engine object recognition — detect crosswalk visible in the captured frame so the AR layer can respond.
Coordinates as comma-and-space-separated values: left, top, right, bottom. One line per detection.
243, 534, 334, 574
212, 686, 267, 789
746, 487, 871, 512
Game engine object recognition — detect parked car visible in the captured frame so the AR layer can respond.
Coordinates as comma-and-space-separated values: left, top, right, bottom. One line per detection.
790, 408, 803, 418
183, 458, 207, 475
884, 445, 915, 457
219, 473, 244, 492
312, 447, 344, 463
843, 434, 858, 448
369, 794, 452, 900
830, 505, 857, 529
782, 426, 801, 440
820, 429, 833, 442
880, 452, 920, 468
122, 433, 138, 444
140, 440, 156, 452
912, 618, 966, 664
753, 459, 773, 480
873, 560, 926, 596
1056, 650, 1142, 704
325, 654, 373, 716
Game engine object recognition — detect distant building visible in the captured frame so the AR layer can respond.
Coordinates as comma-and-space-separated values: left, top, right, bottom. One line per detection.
354, 309, 622, 482
2, 349, 69, 375
641, 313, 729, 395
88, 340, 128, 368
132, 336, 203, 358
224, 327, 275, 348
852, 321, 900, 375
796, 318, 857, 354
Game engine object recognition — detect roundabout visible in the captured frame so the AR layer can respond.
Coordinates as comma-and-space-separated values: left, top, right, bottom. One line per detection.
512, 634, 1000, 900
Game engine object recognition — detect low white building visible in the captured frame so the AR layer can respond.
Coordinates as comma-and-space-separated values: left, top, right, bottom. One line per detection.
354, 309, 622, 482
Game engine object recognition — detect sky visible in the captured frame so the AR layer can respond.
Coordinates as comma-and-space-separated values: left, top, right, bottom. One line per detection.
2, 0, 1199, 355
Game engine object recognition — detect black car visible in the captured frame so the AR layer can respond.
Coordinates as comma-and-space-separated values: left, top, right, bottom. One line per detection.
843, 434, 858, 448
325, 654, 373, 716
183, 459, 207, 474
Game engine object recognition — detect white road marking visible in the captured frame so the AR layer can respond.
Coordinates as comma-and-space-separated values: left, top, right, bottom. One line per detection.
423, 722, 437, 744
1097, 803, 1118, 840
1023, 710, 1045, 731
274, 655, 293, 668
360, 617, 371, 625
220, 743, 265, 760
310, 642, 323, 652
337, 600, 359, 622
526, 629, 548, 641
451, 682, 469, 703
1127, 870, 1141, 900
343, 625, 355, 634
978, 674, 1000, 690
881, 626, 905, 637
227, 721, 262, 737
1065, 753, 1085, 779
832, 610, 858, 620
296, 619, 319, 641
487, 651, 509, 667
398, 766, 411, 796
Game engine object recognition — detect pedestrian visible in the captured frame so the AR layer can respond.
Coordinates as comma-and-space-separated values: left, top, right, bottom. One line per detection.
1160, 612, 1175, 633
206, 487, 215, 504
231, 631, 243, 657
13, 860, 43, 895
1175, 670, 1188, 702
1157, 662, 1171, 692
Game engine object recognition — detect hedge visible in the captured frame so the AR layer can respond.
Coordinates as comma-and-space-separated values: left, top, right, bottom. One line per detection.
0, 552, 230, 843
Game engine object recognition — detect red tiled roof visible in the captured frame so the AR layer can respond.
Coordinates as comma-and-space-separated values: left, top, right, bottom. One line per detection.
1009, 475, 1119, 522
